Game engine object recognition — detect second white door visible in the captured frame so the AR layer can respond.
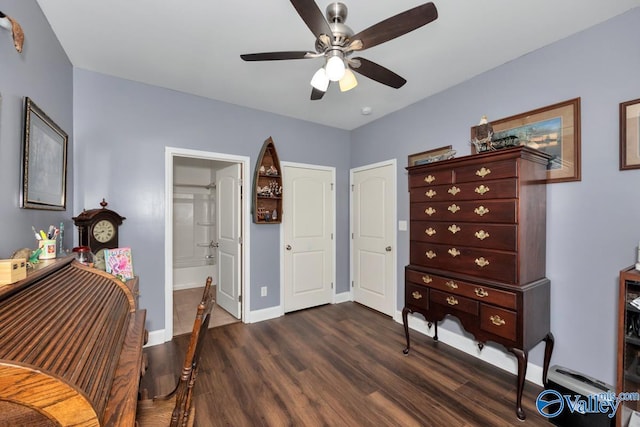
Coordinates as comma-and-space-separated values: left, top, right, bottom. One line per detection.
351, 161, 396, 316
283, 164, 334, 313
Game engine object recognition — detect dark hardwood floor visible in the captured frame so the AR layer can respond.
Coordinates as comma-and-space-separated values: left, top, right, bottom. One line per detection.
140, 302, 551, 426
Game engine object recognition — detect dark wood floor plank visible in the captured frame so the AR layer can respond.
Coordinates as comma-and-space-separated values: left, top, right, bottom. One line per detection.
140, 302, 551, 426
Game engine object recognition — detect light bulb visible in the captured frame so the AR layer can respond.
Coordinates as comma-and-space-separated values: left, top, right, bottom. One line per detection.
325, 55, 346, 81
310, 68, 329, 91
339, 68, 358, 92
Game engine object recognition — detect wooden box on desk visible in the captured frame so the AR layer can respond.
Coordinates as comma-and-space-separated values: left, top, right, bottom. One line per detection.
0, 259, 27, 285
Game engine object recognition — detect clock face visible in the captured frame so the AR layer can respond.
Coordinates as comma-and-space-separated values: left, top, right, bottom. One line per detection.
92, 219, 116, 243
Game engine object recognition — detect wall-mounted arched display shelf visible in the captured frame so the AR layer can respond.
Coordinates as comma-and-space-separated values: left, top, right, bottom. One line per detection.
253, 136, 282, 224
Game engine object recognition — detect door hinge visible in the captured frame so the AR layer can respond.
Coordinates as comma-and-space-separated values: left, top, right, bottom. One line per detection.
239, 235, 243, 245
238, 294, 242, 303
351, 232, 354, 239
331, 183, 334, 191
331, 233, 333, 240
351, 184, 354, 191
331, 282, 334, 289
351, 280, 354, 288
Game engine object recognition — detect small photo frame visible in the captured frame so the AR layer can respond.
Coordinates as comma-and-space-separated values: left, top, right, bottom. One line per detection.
408, 145, 455, 167
21, 97, 68, 210
620, 98, 640, 170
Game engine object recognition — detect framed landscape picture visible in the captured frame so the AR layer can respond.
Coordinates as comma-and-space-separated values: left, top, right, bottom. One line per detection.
472, 98, 581, 183
620, 97, 640, 170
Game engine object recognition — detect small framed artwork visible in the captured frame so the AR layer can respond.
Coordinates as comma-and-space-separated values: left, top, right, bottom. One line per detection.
620, 98, 640, 170
21, 97, 68, 210
408, 145, 455, 167
471, 98, 581, 183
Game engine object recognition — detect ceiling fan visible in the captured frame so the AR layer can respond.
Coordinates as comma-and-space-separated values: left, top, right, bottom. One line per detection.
240, 1, 438, 100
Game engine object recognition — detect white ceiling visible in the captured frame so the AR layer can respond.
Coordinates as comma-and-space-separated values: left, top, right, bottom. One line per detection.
35, 0, 640, 130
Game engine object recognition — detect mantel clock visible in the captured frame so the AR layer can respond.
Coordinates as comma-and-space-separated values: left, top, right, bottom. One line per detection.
72, 199, 126, 253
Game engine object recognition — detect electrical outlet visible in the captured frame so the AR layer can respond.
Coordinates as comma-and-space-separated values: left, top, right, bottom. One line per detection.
261, 286, 267, 297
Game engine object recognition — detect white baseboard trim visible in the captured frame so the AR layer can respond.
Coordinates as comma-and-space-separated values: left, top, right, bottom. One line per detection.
395, 310, 544, 387
246, 305, 283, 323
145, 329, 167, 347
334, 291, 351, 304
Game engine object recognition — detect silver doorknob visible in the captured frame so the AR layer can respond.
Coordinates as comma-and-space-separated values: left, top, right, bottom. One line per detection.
385, 246, 392, 252
286, 245, 292, 250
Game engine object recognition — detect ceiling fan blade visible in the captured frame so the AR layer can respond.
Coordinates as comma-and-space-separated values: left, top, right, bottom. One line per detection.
290, 0, 333, 39
241, 51, 314, 61
350, 2, 438, 51
350, 57, 406, 89
310, 87, 326, 100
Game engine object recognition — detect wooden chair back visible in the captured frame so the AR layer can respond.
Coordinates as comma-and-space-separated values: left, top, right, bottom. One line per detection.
137, 276, 214, 427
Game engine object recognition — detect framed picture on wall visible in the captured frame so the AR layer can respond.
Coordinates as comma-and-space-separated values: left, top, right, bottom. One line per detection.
21, 97, 68, 210
471, 98, 581, 183
620, 97, 640, 170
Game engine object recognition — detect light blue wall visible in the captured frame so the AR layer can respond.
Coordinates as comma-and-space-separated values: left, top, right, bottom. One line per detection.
0, 0, 73, 257
73, 70, 351, 331
351, 7, 640, 385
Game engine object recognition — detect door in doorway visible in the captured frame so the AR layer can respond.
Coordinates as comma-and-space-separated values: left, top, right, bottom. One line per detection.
283, 164, 334, 312
215, 163, 242, 318
351, 161, 396, 316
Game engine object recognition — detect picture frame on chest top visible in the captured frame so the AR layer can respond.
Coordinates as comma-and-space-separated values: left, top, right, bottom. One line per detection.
407, 145, 455, 167
620, 97, 640, 170
470, 97, 581, 184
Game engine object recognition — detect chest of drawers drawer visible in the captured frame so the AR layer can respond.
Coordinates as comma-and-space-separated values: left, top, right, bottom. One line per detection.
410, 221, 517, 251
408, 170, 453, 188
410, 178, 517, 203
406, 282, 429, 310
453, 159, 518, 183
430, 289, 478, 315
410, 242, 517, 284
410, 199, 517, 223
480, 305, 517, 341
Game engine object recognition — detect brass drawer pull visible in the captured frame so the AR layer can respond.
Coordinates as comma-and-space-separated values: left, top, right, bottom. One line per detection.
424, 175, 435, 183
490, 315, 506, 326
474, 206, 490, 216
424, 207, 436, 216
425, 251, 436, 259
446, 296, 459, 306
448, 204, 460, 213
445, 280, 458, 289
412, 291, 423, 300
474, 287, 489, 298
475, 257, 490, 267
476, 167, 491, 178
425, 189, 437, 198
448, 186, 461, 195
425, 227, 436, 236
448, 224, 461, 234
475, 185, 490, 195
475, 230, 490, 240
448, 248, 460, 257
422, 275, 433, 284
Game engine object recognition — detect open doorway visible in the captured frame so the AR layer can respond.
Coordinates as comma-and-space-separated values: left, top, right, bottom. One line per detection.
164, 148, 250, 341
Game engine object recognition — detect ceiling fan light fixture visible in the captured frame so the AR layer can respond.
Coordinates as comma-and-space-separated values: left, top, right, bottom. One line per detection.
310, 67, 330, 91
339, 68, 357, 92
325, 51, 346, 81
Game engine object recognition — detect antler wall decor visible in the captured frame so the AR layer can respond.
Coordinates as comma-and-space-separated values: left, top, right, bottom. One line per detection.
0, 11, 24, 53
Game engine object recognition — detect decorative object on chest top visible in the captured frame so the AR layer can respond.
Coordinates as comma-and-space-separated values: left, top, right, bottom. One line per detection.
402, 146, 554, 421
253, 137, 283, 224
73, 198, 126, 253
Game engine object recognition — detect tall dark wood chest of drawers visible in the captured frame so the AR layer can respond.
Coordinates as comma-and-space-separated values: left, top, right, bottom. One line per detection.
402, 146, 554, 420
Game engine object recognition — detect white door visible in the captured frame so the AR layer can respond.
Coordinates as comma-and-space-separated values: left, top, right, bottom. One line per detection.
283, 164, 334, 312
215, 163, 242, 318
351, 161, 396, 316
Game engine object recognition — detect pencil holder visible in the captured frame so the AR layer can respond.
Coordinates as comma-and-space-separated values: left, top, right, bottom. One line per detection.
38, 239, 56, 260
